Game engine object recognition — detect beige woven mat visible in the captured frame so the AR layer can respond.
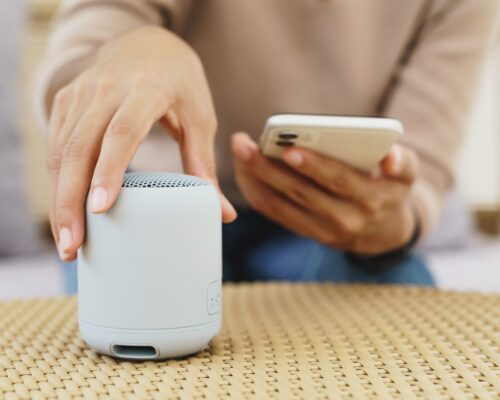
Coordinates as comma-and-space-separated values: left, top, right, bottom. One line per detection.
0, 284, 499, 399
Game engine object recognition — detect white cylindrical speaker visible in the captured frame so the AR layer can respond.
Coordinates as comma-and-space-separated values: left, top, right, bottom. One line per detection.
77, 172, 222, 360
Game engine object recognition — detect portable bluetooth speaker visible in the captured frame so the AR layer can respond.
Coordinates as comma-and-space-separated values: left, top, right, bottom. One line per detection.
77, 172, 222, 360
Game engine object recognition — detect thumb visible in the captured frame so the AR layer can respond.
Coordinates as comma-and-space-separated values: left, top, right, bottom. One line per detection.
178, 112, 237, 223
382, 145, 418, 184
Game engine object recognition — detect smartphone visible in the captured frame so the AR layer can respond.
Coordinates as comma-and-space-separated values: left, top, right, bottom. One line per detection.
259, 113, 403, 172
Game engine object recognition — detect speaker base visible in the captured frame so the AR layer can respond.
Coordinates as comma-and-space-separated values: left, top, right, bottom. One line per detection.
79, 319, 221, 360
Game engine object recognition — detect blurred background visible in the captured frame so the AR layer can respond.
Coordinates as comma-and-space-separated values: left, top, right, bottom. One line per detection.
1, 0, 499, 299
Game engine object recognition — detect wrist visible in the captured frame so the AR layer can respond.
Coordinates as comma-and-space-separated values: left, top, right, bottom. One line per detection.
390, 202, 417, 251
352, 201, 416, 256
345, 204, 421, 271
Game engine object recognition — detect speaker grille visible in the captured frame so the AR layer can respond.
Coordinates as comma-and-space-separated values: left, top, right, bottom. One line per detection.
122, 172, 209, 188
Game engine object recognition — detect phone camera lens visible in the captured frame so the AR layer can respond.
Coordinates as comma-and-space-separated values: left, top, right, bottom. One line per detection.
278, 131, 298, 140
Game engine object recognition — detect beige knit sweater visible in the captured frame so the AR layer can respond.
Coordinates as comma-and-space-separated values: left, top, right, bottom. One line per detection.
35, 0, 499, 235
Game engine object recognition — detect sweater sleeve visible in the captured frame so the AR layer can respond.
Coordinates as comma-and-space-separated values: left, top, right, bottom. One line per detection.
34, 0, 192, 131
380, 0, 499, 236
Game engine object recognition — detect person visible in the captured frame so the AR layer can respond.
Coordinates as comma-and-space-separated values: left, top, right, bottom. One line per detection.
35, 0, 499, 288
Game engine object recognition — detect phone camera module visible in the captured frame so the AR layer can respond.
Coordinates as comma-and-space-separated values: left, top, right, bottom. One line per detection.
278, 131, 298, 140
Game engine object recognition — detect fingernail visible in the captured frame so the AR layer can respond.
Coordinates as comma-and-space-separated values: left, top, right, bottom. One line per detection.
90, 186, 108, 213
283, 151, 303, 167
223, 197, 238, 221
58, 227, 73, 260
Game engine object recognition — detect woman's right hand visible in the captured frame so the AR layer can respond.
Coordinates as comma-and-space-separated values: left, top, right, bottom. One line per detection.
47, 25, 236, 262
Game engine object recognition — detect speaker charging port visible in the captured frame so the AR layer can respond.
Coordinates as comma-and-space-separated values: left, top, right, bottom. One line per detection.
111, 344, 158, 359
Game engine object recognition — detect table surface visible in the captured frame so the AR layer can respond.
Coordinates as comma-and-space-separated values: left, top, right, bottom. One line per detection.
0, 283, 499, 400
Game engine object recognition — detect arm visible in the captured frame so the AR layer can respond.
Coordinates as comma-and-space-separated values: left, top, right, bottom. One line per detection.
35, 0, 236, 261
231, 0, 499, 256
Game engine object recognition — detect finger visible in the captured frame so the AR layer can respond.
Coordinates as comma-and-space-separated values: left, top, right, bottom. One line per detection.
177, 105, 237, 223
282, 147, 373, 203
48, 82, 91, 261
48, 83, 94, 259
231, 131, 259, 162
233, 156, 336, 244
47, 86, 73, 245
232, 132, 361, 215
232, 132, 366, 239
50, 82, 95, 260
88, 91, 165, 216
53, 99, 118, 261
382, 145, 418, 183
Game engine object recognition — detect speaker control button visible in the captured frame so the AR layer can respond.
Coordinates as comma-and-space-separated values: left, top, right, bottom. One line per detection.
207, 281, 221, 315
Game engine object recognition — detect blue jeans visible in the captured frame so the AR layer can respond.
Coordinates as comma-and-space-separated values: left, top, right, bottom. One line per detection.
62, 210, 434, 293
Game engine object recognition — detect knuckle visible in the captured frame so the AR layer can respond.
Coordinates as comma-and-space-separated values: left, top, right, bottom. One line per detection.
95, 77, 116, 97
54, 196, 74, 213
340, 216, 364, 237
108, 117, 134, 138
288, 186, 308, 206
328, 173, 351, 193
53, 86, 72, 109
363, 197, 384, 214
46, 151, 63, 173
62, 137, 89, 163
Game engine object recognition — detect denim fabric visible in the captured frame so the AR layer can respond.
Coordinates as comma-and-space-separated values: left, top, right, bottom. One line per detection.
62, 209, 434, 293
222, 210, 434, 285
62, 259, 78, 294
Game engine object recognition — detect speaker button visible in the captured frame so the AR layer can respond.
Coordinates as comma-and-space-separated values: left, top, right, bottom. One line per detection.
207, 280, 221, 315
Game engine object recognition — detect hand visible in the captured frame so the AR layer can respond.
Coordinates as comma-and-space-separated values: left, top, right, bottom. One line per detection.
232, 132, 418, 256
47, 26, 236, 261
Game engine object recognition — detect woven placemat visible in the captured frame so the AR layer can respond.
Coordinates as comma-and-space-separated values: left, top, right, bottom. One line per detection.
0, 284, 499, 399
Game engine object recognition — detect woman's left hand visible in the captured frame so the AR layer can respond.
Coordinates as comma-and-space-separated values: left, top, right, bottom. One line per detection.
232, 132, 419, 256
